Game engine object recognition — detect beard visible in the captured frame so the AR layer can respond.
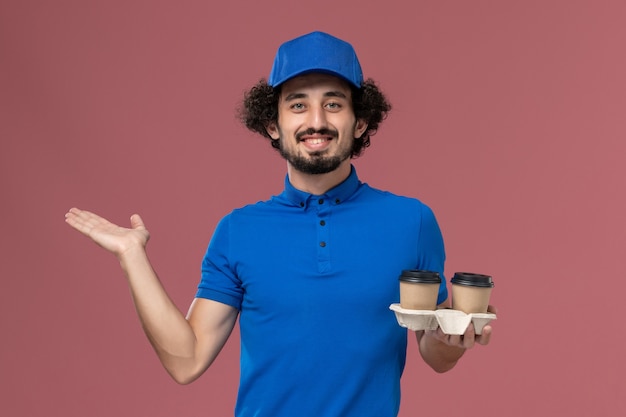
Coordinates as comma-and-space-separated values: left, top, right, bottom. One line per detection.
277, 128, 353, 175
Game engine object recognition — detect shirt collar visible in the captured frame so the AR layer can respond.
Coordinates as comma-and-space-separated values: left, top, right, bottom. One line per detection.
281, 165, 361, 209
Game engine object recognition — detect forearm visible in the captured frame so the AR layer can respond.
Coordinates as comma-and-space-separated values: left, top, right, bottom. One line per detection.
118, 246, 200, 380
416, 331, 466, 373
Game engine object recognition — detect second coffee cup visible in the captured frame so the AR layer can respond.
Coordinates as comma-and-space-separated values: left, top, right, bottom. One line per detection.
399, 270, 441, 310
450, 272, 494, 313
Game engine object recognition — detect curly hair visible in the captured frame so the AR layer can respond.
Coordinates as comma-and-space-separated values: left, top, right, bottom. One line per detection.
238, 78, 391, 158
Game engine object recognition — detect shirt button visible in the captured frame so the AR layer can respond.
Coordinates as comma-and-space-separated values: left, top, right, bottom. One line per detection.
320, 220, 326, 226
335, 199, 340, 204
319, 199, 324, 204
299, 202, 304, 207
319, 241, 326, 247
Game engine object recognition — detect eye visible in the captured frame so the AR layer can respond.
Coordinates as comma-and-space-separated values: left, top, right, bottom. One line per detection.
325, 102, 342, 111
290, 102, 306, 111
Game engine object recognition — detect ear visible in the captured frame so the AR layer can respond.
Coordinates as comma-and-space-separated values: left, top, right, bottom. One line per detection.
266, 121, 280, 140
354, 118, 368, 139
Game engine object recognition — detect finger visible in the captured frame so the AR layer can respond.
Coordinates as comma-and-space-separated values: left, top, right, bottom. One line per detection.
66, 208, 101, 226
423, 329, 440, 342
65, 208, 83, 225
424, 328, 448, 345
447, 334, 463, 347
65, 208, 113, 237
487, 304, 498, 315
475, 325, 492, 346
65, 209, 95, 235
436, 328, 452, 344
130, 214, 145, 230
462, 323, 476, 349
67, 207, 97, 220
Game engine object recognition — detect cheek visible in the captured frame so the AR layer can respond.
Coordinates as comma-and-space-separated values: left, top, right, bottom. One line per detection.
280, 118, 308, 137
335, 117, 358, 135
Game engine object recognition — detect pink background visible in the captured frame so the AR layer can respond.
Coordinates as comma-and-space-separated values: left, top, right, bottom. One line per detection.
2, 1, 625, 416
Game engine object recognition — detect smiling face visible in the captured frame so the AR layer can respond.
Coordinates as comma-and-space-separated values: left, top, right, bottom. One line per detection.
266, 73, 368, 175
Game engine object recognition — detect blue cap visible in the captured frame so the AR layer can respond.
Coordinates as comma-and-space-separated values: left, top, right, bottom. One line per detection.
268, 31, 363, 88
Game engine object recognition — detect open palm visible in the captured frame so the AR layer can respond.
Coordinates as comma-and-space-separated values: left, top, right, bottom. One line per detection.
65, 208, 150, 256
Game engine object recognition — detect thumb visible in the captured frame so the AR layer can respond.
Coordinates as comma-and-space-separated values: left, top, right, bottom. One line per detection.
130, 214, 146, 230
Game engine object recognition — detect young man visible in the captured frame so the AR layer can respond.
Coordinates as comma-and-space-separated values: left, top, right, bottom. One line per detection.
65, 31, 495, 417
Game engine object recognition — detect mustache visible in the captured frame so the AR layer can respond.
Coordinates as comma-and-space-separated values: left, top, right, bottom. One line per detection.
295, 128, 338, 141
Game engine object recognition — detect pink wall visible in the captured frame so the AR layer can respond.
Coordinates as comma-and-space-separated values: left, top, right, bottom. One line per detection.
1, 1, 625, 416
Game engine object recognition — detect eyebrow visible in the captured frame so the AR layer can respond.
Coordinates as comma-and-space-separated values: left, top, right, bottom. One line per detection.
283, 90, 349, 101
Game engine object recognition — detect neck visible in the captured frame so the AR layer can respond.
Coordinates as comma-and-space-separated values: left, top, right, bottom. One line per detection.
286, 161, 351, 195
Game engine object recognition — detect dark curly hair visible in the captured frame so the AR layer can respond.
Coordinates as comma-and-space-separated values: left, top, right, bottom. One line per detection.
238, 78, 391, 158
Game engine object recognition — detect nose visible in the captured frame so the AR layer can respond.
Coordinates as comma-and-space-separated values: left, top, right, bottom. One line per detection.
306, 104, 329, 130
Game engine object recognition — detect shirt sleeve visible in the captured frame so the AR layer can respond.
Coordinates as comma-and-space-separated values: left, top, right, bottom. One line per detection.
196, 214, 243, 310
416, 203, 448, 304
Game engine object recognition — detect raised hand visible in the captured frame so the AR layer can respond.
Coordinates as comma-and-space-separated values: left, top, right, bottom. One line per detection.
64, 208, 150, 257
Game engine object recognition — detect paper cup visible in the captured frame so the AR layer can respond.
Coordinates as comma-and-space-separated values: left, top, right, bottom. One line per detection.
399, 270, 441, 310
450, 272, 494, 313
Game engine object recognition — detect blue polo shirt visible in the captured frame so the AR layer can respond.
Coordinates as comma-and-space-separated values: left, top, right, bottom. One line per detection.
197, 166, 447, 417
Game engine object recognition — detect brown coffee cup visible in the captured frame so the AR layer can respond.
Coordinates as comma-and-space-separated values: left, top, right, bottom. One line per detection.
399, 270, 441, 310
450, 272, 494, 313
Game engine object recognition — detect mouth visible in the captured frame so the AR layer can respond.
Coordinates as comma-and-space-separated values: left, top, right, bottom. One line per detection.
296, 129, 337, 150
299, 136, 333, 152
300, 136, 331, 144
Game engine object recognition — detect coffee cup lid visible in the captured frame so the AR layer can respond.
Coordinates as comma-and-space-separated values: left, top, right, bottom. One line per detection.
399, 270, 441, 284
451, 272, 494, 288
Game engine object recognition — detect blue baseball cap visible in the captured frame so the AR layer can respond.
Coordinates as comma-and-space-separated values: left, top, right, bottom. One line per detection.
268, 31, 363, 88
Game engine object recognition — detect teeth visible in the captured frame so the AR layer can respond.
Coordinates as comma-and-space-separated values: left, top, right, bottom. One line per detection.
306, 138, 327, 145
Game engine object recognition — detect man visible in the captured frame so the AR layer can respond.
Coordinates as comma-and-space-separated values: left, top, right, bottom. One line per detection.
65, 31, 495, 417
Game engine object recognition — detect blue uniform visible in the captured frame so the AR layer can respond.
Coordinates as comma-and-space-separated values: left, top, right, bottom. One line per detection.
197, 166, 447, 417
